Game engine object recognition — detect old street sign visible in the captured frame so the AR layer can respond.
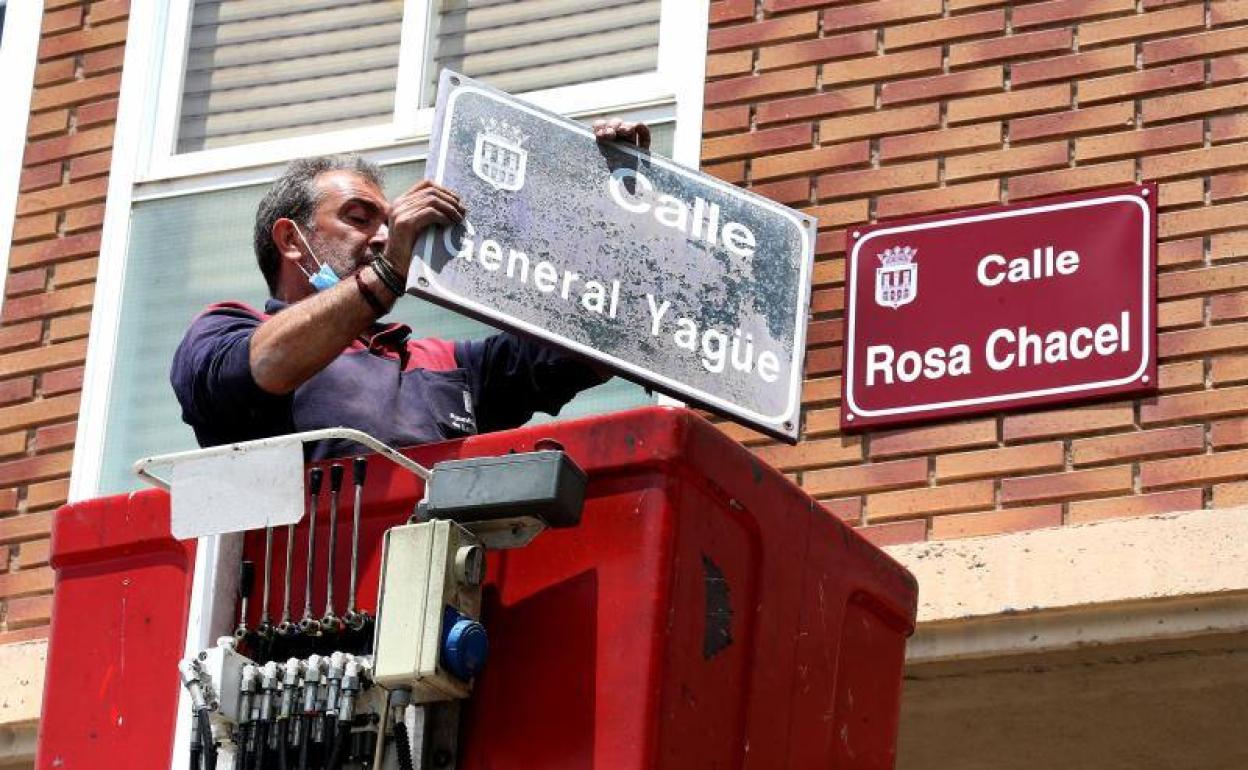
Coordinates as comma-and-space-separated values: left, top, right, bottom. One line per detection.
411, 71, 816, 443
842, 184, 1157, 431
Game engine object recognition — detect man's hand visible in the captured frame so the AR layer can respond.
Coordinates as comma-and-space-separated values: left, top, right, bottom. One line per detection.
593, 118, 651, 150
384, 180, 466, 278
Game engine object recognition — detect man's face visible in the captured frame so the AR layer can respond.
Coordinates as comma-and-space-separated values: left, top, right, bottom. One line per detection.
301, 169, 391, 277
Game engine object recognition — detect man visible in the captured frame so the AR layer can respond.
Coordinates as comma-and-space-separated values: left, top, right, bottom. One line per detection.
172, 119, 650, 457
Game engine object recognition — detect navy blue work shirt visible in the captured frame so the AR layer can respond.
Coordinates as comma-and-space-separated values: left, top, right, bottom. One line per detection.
170, 299, 607, 458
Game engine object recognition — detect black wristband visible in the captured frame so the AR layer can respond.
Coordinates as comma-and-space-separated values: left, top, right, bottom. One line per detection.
369, 256, 405, 297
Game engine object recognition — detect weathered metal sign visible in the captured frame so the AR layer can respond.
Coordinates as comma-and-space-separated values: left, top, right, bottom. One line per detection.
842, 184, 1157, 431
411, 71, 817, 442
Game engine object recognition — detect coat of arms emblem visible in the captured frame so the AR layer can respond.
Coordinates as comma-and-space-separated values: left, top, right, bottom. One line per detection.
472, 119, 527, 192
875, 246, 918, 309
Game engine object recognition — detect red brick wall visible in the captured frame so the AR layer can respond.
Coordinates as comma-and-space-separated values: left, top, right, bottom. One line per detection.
0, 0, 127, 644
703, 0, 1248, 546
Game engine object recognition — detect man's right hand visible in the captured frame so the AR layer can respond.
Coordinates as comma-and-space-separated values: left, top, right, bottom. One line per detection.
383, 180, 466, 280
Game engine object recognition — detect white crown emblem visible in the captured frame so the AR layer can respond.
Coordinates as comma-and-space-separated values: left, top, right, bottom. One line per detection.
878, 246, 917, 267
874, 245, 919, 309
472, 119, 528, 192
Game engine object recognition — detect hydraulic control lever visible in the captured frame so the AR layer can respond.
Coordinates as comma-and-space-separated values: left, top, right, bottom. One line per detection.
343, 456, 371, 633
299, 467, 324, 637
321, 464, 345, 636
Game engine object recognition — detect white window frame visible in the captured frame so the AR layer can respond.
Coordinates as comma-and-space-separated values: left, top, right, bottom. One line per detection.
69, 0, 709, 501
0, 0, 46, 314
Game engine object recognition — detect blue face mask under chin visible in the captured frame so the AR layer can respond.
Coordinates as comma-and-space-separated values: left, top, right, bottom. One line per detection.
293, 224, 340, 292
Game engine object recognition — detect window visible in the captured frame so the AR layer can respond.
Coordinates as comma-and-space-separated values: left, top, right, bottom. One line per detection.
72, 0, 708, 497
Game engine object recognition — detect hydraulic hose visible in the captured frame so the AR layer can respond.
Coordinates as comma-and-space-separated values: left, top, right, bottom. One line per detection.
250, 721, 269, 770
297, 716, 311, 770
189, 714, 202, 770
276, 719, 291, 770
236, 722, 251, 770
324, 722, 352, 770
393, 720, 416, 770
197, 709, 218, 770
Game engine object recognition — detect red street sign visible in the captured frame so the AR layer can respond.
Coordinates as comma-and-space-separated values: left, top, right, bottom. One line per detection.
841, 184, 1157, 431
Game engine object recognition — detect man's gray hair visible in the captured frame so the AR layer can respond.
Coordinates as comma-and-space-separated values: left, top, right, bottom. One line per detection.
253, 155, 385, 295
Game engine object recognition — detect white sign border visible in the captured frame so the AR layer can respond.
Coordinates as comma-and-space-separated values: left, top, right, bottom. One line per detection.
415, 72, 817, 441
844, 192, 1153, 422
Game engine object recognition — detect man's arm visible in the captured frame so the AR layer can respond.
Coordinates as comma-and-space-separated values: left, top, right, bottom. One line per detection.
248, 181, 464, 394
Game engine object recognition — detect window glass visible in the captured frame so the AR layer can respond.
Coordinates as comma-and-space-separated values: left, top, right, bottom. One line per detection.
99, 122, 672, 493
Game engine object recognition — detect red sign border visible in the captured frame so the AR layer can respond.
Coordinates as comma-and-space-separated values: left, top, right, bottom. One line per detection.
840, 183, 1158, 432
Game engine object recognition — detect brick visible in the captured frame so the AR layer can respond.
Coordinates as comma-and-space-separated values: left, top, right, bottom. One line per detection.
77, 98, 120, 129
1214, 481, 1248, 506
52, 258, 98, 290
0, 491, 17, 516
1212, 114, 1248, 144
867, 480, 995, 522
1144, 142, 1248, 181
1010, 102, 1134, 142
948, 0, 1007, 10
9, 232, 102, 269
1213, 170, 1248, 202
0, 452, 73, 487
1068, 488, 1204, 523
805, 346, 840, 376
1161, 201, 1248, 239
82, 46, 126, 77
16, 539, 51, 570
42, 366, 86, 397
0, 325, 42, 354
1213, 416, 1248, 448
752, 141, 869, 182
1005, 403, 1135, 442
1144, 25, 1248, 65
752, 436, 862, 472
1212, 0, 1248, 25
881, 67, 1003, 105
1160, 360, 1204, 392
25, 477, 70, 511
709, 12, 818, 52
1158, 237, 1203, 268
1079, 5, 1205, 48
15, 177, 110, 217
1009, 161, 1135, 201
1159, 296, 1204, 328
0, 395, 80, 434
1001, 465, 1133, 504
884, 10, 1004, 50
5, 268, 47, 298
806, 319, 843, 346
751, 177, 809, 205
703, 123, 812, 163
881, 123, 1003, 161
1081, 61, 1205, 106
704, 160, 745, 184
823, 0, 942, 31
1212, 290, 1248, 322
817, 161, 938, 200
1141, 385, 1248, 424
26, 110, 70, 141
705, 67, 817, 106
1212, 230, 1248, 261
42, 5, 84, 35
5, 595, 53, 630
758, 30, 876, 71
931, 504, 1064, 539
945, 141, 1068, 182
856, 519, 927, 548
869, 419, 997, 460
34, 58, 76, 88
1144, 82, 1248, 124
877, 179, 1000, 218
1, 284, 96, 324
0, 378, 35, 406
803, 457, 928, 497
0, 513, 53, 546
820, 104, 940, 144
1073, 425, 1205, 466
820, 497, 862, 524
802, 404, 846, 436
1212, 53, 1248, 84
19, 163, 61, 194
1014, 0, 1136, 28
756, 86, 874, 125
936, 441, 1065, 481
39, 20, 128, 60
33, 421, 78, 454
1142, 447, 1248, 489
0, 432, 28, 459
805, 200, 868, 230
1160, 263, 1248, 299
12, 214, 58, 243
0, 339, 88, 380
88, 0, 131, 25
711, 0, 752, 24
823, 48, 943, 88
698, 106, 743, 136
24, 125, 115, 166
0, 627, 52, 645
1078, 121, 1203, 164
949, 28, 1073, 68
1013, 44, 1136, 87
0, 567, 55, 601
706, 51, 752, 80
30, 72, 123, 112
948, 84, 1071, 125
